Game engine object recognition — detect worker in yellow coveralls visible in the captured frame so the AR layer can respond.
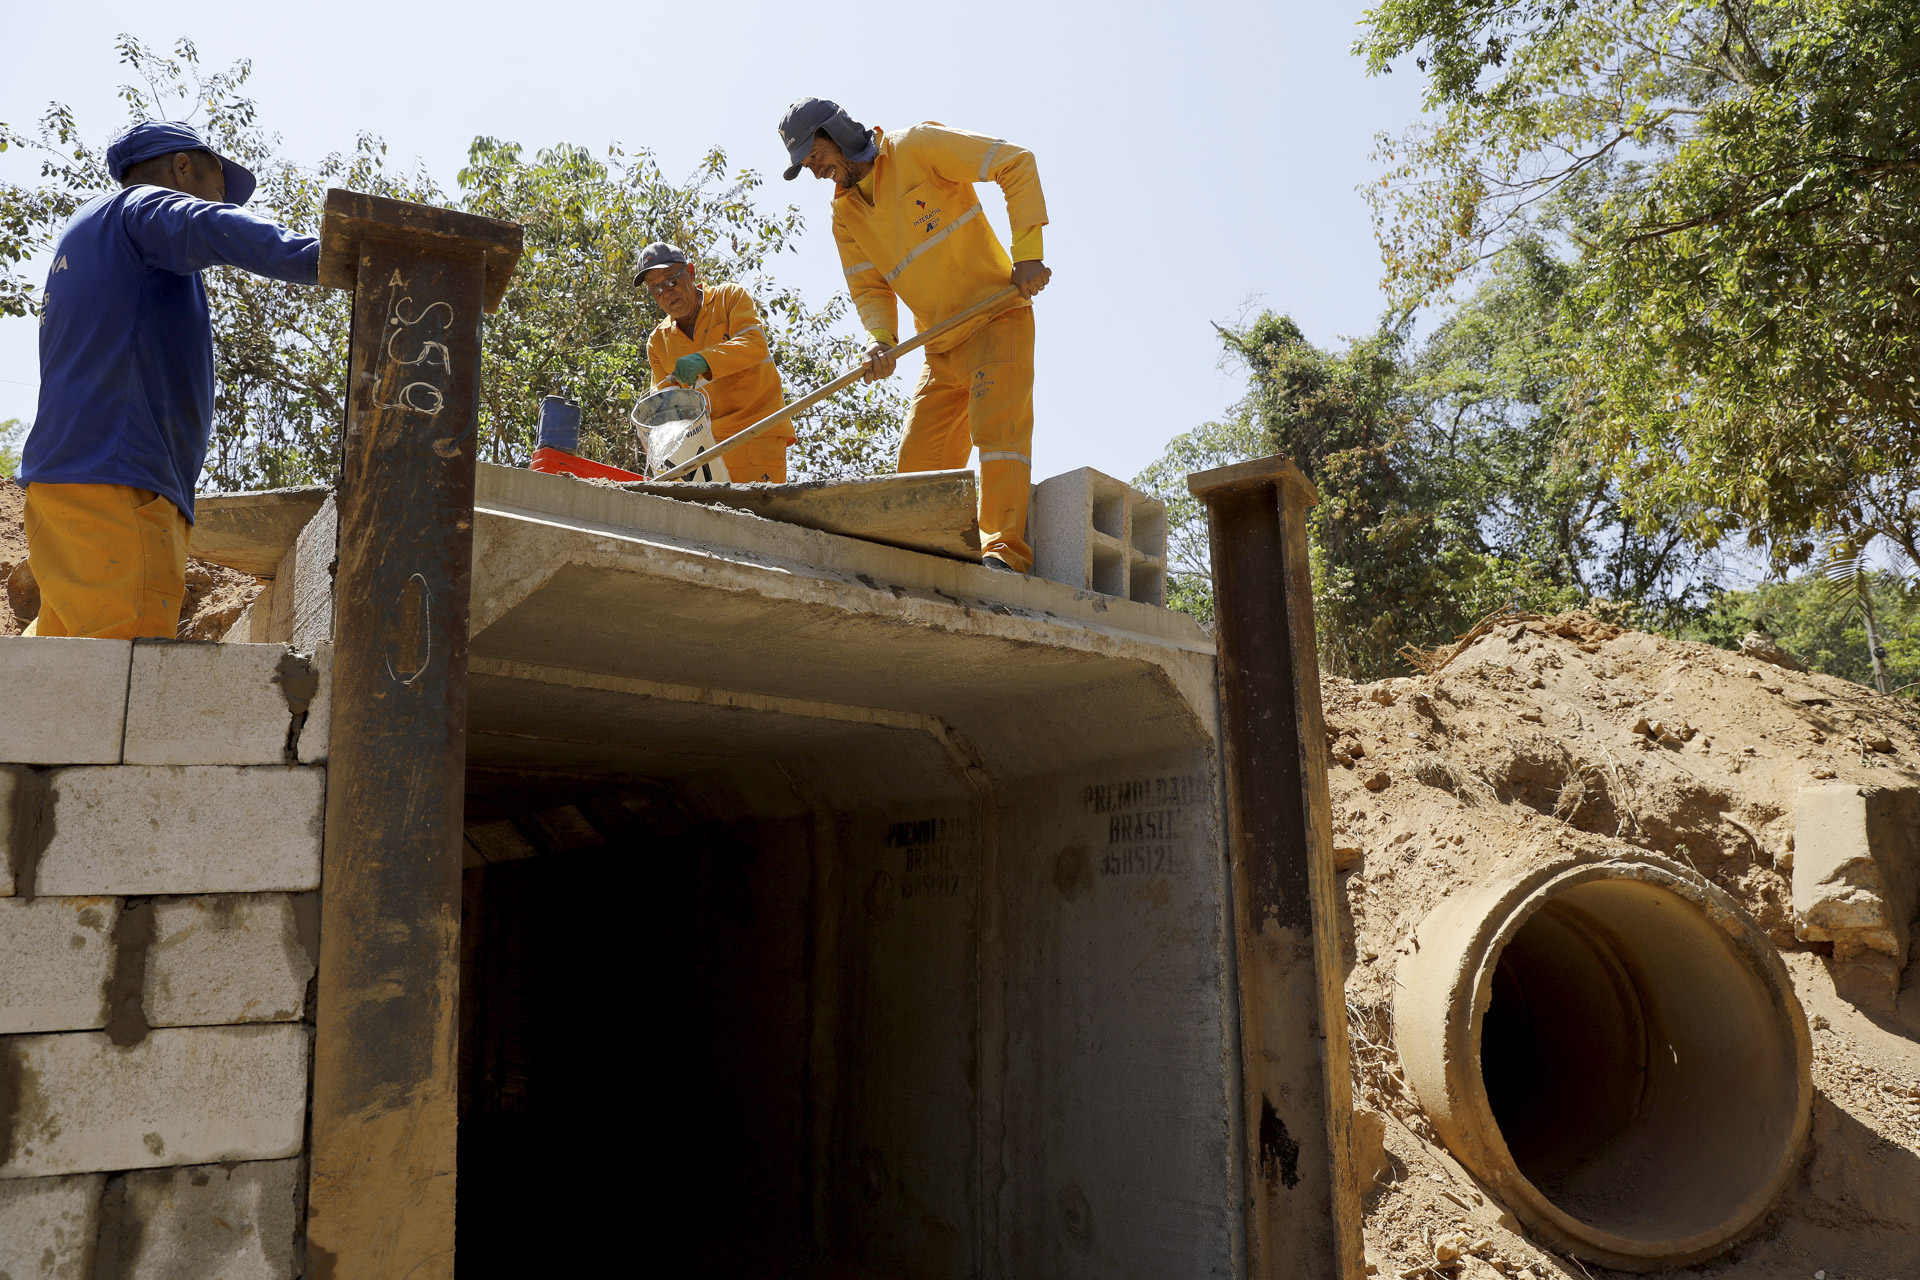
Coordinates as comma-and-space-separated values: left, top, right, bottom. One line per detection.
779, 98, 1050, 571
638, 241, 793, 483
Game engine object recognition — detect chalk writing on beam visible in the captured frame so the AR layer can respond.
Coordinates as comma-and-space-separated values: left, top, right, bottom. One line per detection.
385, 573, 433, 687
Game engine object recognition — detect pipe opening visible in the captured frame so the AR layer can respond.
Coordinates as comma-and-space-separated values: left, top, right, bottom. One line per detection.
1478, 878, 1802, 1243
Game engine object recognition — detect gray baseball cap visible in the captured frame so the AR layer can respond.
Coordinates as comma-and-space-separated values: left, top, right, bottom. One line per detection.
778, 97, 878, 180
633, 241, 690, 286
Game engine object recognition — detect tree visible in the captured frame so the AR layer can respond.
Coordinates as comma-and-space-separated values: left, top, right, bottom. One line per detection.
1131, 415, 1263, 628
457, 138, 900, 477
0, 418, 25, 476
1136, 239, 1727, 672
1356, 0, 1920, 560
1680, 568, 1920, 693
0, 37, 902, 491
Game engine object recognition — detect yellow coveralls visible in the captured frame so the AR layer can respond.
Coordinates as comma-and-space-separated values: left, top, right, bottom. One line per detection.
832, 124, 1048, 571
23, 482, 190, 638
646, 282, 791, 483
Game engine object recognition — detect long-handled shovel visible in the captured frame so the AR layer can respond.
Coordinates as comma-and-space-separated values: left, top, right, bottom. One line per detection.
653, 285, 1023, 482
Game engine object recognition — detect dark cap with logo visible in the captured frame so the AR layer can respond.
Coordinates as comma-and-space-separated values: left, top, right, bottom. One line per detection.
105, 121, 256, 206
777, 98, 879, 181
633, 241, 690, 286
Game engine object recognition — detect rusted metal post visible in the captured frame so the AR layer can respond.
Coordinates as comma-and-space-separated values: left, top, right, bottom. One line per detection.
307, 190, 520, 1279
1188, 456, 1363, 1280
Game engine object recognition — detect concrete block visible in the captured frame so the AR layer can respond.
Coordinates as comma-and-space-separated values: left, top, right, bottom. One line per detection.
0, 1025, 309, 1177
270, 493, 335, 652
1030, 468, 1168, 606
297, 642, 331, 765
107, 1160, 301, 1280
122, 643, 298, 767
1794, 784, 1919, 961
220, 585, 276, 644
35, 766, 324, 896
0, 638, 131, 765
0, 1173, 103, 1278
0, 896, 115, 1033
146, 895, 314, 1027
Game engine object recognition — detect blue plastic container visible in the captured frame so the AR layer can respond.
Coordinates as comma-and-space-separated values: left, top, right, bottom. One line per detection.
537, 396, 581, 453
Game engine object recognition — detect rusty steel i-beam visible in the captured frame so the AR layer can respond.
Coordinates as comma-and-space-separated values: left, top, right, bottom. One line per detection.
1188, 456, 1364, 1280
307, 190, 521, 1279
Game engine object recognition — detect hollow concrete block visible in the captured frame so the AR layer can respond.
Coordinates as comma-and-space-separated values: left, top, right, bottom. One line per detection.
1793, 784, 1918, 962
34, 766, 325, 896
0, 1172, 104, 1279
1029, 468, 1167, 606
146, 895, 314, 1027
0, 1025, 310, 1178
109, 1160, 302, 1280
122, 643, 298, 767
0, 896, 116, 1033
0, 638, 131, 765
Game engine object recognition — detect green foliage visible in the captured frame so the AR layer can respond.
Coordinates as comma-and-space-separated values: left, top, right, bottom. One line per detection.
1679, 570, 1920, 692
0, 417, 25, 476
1138, 237, 1725, 675
1357, 0, 1920, 560
459, 139, 901, 476
0, 37, 902, 492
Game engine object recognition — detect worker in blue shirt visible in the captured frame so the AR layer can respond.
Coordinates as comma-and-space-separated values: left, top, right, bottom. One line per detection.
20, 120, 321, 638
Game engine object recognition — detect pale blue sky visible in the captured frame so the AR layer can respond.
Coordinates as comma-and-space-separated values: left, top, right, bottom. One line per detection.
0, 0, 1428, 485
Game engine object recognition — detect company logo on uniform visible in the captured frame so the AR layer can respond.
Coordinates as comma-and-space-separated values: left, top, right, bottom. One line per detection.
912, 203, 943, 236
50, 256, 70, 274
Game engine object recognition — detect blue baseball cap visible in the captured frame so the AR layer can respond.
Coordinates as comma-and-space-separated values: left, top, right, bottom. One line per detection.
777, 98, 877, 181
105, 121, 256, 206
632, 241, 690, 286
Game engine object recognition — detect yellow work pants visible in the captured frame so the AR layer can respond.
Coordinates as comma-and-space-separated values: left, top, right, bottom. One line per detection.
714, 431, 790, 484
23, 483, 190, 639
897, 306, 1035, 572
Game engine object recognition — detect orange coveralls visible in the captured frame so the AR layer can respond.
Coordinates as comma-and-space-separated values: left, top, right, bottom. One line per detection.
646, 282, 791, 483
832, 124, 1048, 571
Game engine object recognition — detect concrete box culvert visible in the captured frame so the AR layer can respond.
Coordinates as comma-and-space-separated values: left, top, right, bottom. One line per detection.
1395, 855, 1813, 1270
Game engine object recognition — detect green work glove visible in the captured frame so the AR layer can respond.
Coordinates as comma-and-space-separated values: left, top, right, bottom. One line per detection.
673, 353, 710, 386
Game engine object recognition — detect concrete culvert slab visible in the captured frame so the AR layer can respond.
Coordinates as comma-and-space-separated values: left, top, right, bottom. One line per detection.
1396, 855, 1813, 1270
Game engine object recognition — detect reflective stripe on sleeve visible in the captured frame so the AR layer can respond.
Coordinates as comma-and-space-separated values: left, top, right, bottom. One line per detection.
980, 450, 1031, 467
844, 261, 875, 277
884, 205, 981, 283
978, 142, 1003, 182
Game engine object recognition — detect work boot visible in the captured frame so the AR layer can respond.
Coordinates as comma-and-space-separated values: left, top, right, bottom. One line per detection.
982, 554, 1018, 572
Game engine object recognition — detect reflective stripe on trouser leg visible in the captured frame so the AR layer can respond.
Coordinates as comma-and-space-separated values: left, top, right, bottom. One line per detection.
23, 482, 189, 638
965, 307, 1035, 572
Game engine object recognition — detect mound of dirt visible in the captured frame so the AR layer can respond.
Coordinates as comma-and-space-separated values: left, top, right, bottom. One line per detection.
1331, 613, 1920, 1278
1, 478, 264, 639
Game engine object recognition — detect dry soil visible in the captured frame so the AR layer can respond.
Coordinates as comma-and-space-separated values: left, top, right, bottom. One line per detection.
0, 478, 264, 639
1332, 613, 1920, 1279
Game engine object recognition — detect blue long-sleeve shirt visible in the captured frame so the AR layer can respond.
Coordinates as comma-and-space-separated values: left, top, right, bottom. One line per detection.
22, 184, 322, 522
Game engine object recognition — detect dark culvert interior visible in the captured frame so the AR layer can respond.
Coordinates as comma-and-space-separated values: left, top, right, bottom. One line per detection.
453, 771, 816, 1278
1477, 878, 1803, 1244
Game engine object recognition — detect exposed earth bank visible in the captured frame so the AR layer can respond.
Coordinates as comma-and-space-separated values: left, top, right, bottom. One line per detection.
1330, 613, 1920, 1279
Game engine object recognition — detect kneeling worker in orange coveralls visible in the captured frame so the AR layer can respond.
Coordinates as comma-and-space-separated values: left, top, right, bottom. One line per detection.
778, 97, 1050, 572
638, 242, 794, 483
20, 121, 322, 637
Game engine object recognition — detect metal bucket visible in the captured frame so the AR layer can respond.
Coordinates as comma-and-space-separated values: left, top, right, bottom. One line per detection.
630, 386, 730, 483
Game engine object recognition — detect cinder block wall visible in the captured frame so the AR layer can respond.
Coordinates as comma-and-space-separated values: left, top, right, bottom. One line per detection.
0, 636, 331, 1280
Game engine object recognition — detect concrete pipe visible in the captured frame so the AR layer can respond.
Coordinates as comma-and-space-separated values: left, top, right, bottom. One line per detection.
1395, 855, 1813, 1270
